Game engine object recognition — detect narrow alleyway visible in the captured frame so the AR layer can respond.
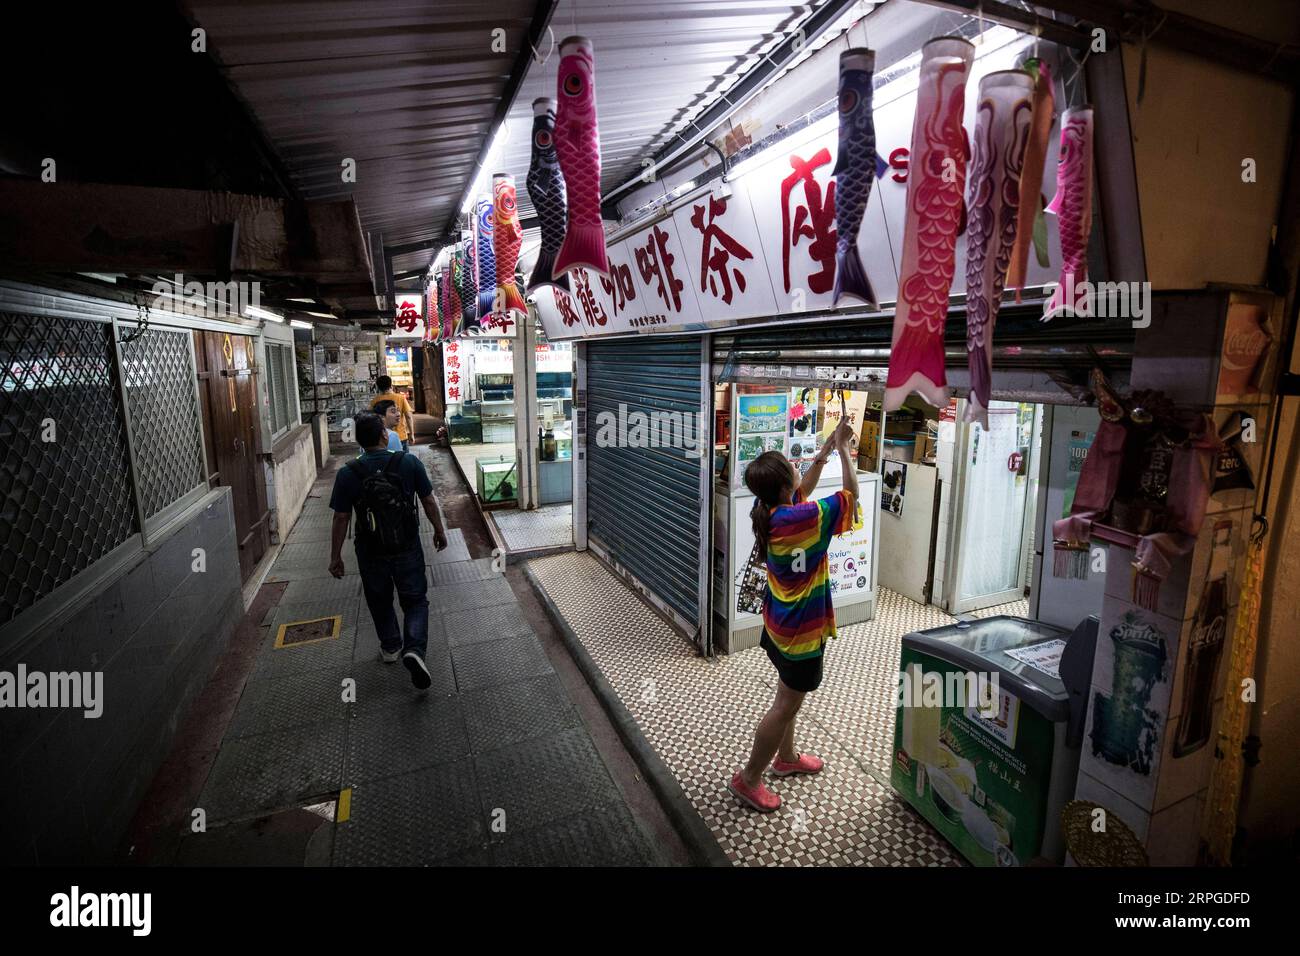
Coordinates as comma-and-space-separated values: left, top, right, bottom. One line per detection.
120, 444, 693, 866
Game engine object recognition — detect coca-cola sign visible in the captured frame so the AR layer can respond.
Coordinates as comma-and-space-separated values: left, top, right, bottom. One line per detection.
1216, 302, 1271, 398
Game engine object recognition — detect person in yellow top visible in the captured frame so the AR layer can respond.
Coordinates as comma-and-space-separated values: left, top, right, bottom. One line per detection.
371, 375, 413, 450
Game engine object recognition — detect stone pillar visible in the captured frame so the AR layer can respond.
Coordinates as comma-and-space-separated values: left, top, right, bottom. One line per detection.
1071, 289, 1278, 865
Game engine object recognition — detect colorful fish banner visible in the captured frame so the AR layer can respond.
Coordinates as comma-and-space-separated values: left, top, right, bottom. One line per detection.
553, 35, 609, 278
475, 196, 497, 318
1042, 106, 1095, 321
447, 254, 464, 337
527, 97, 571, 293
1006, 58, 1055, 300
423, 278, 436, 344
459, 236, 479, 331
832, 48, 879, 309
884, 36, 974, 411
965, 69, 1034, 430
492, 173, 527, 316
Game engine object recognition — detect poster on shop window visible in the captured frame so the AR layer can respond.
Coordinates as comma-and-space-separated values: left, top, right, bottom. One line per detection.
881, 460, 907, 517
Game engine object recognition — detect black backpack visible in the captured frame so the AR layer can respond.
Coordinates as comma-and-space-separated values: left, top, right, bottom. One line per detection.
346, 452, 418, 554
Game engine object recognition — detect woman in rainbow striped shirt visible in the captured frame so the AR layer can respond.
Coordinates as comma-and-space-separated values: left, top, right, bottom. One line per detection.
728, 418, 860, 812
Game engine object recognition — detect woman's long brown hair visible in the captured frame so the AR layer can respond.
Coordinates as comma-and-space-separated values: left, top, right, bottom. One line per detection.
744, 451, 794, 554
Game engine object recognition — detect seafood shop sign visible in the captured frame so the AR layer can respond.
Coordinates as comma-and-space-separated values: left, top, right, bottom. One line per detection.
535, 44, 1063, 341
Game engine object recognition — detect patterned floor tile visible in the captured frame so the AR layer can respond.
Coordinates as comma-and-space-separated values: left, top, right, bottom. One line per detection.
527, 550, 970, 867
491, 505, 573, 553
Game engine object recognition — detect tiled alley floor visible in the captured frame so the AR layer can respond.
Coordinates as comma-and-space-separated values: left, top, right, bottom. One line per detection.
526, 552, 1037, 866
139, 446, 673, 866
491, 504, 573, 553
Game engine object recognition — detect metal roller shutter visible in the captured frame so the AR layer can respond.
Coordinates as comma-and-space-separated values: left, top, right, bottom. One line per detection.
585, 337, 708, 646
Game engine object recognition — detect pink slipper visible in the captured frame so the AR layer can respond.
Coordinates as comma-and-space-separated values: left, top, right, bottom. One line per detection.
728, 772, 781, 812
771, 752, 825, 777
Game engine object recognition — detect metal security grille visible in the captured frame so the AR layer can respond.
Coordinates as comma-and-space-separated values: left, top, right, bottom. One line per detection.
267, 342, 292, 437
0, 312, 138, 625
585, 338, 707, 639
118, 326, 207, 519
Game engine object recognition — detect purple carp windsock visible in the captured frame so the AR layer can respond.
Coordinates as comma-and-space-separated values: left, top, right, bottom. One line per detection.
884, 36, 974, 412
965, 70, 1035, 430
527, 97, 571, 294
553, 36, 609, 278
1006, 59, 1055, 300
492, 174, 527, 316
475, 197, 496, 318
1042, 106, 1094, 321
832, 48, 879, 309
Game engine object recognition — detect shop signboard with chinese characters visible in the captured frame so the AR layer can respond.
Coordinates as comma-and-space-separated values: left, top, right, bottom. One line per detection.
442, 340, 465, 405
535, 38, 1061, 341
389, 293, 425, 339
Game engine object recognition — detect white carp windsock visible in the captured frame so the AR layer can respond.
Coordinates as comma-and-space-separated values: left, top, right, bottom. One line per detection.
965, 70, 1034, 431
1005, 59, 1055, 300
884, 37, 974, 412
553, 36, 609, 278
1042, 106, 1094, 321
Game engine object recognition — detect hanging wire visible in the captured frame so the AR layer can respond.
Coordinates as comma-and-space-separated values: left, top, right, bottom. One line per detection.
529, 25, 555, 66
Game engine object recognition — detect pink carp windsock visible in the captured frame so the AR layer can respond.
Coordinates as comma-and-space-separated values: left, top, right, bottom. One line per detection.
492, 173, 527, 316
884, 36, 974, 411
474, 197, 496, 319
965, 70, 1034, 430
832, 48, 879, 309
1042, 106, 1094, 321
423, 278, 437, 343
1006, 59, 1055, 300
527, 97, 571, 294
553, 36, 609, 278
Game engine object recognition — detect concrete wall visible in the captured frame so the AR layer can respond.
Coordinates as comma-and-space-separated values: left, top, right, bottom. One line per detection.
0, 488, 241, 863
268, 423, 318, 544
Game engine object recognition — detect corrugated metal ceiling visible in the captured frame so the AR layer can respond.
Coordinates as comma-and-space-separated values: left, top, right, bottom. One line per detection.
187, 0, 842, 282
184, 0, 538, 276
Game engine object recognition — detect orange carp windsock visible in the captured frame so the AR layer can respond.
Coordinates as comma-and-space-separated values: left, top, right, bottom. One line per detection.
553, 35, 609, 278
492, 173, 527, 316
884, 36, 974, 412
1005, 59, 1055, 299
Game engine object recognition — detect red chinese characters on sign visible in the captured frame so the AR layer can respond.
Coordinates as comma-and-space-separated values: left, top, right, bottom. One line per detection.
480, 311, 516, 336
573, 270, 608, 327
395, 299, 420, 333
445, 340, 461, 401
599, 261, 638, 316
689, 195, 752, 305
554, 289, 582, 328
634, 225, 684, 313
779, 147, 837, 295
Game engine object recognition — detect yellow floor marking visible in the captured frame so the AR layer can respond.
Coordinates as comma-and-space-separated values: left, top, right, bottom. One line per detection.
336, 787, 352, 823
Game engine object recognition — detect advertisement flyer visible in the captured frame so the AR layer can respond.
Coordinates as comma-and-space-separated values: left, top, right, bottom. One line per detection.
1061, 429, 1095, 519
881, 460, 907, 517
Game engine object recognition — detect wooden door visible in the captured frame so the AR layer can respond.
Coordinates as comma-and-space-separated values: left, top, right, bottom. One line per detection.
194, 330, 271, 581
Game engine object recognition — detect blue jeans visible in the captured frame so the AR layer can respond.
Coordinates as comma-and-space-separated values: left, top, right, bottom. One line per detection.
357, 543, 428, 657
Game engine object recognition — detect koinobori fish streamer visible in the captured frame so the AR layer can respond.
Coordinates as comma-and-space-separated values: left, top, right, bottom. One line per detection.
492, 173, 527, 316
458, 238, 478, 332
832, 48, 879, 310
1005, 58, 1055, 300
884, 36, 974, 411
1042, 106, 1094, 321
965, 70, 1034, 430
446, 253, 464, 337
474, 197, 496, 320
553, 36, 609, 278
527, 97, 570, 293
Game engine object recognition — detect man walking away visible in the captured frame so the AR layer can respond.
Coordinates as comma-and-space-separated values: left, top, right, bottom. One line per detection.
329, 412, 448, 688
373, 399, 404, 452
371, 375, 414, 451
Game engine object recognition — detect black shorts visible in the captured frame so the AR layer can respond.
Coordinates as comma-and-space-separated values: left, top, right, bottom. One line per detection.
760, 630, 824, 693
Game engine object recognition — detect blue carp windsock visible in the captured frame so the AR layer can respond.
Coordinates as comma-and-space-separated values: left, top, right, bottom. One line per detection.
832, 48, 879, 309
1042, 106, 1094, 321
884, 36, 974, 412
527, 97, 571, 293
474, 197, 496, 318
965, 70, 1034, 430
553, 36, 609, 278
